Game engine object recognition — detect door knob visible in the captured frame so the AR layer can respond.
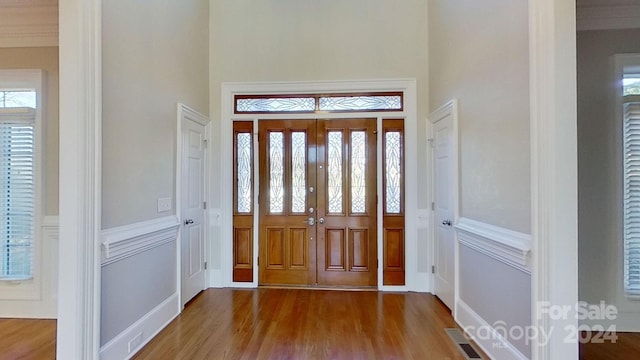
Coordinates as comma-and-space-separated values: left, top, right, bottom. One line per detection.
442, 219, 452, 226
304, 217, 315, 226
318, 217, 325, 224
185, 219, 194, 225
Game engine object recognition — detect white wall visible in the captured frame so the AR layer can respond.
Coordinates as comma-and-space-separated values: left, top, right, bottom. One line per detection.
577, 28, 640, 330
209, 0, 430, 273
429, 0, 531, 357
101, 0, 209, 346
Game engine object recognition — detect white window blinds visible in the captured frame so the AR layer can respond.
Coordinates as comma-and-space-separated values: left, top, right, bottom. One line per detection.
0, 110, 35, 280
623, 101, 640, 296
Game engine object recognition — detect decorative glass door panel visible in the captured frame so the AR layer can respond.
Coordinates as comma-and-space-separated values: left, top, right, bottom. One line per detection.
258, 119, 377, 286
259, 120, 317, 285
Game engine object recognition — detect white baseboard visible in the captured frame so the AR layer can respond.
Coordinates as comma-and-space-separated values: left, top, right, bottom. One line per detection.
99, 293, 179, 360
229, 282, 257, 289
456, 299, 528, 360
208, 269, 224, 288
412, 272, 431, 293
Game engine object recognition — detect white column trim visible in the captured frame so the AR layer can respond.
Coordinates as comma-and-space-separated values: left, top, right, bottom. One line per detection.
529, 0, 578, 359
57, 0, 101, 358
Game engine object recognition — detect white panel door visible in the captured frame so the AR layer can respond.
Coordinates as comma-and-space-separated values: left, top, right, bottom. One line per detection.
433, 113, 455, 310
181, 117, 206, 306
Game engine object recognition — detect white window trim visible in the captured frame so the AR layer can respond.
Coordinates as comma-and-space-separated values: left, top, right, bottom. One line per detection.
615, 54, 640, 301
0, 69, 44, 300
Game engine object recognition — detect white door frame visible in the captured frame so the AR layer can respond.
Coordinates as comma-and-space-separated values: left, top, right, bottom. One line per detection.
57, 2, 578, 358
218, 79, 421, 291
176, 104, 210, 308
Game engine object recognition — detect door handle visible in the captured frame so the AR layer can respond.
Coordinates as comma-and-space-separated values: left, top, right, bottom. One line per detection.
185, 219, 194, 225
318, 217, 325, 224
304, 217, 315, 226
442, 219, 452, 227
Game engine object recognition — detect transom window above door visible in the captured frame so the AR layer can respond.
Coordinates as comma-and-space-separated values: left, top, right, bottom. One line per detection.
234, 92, 403, 114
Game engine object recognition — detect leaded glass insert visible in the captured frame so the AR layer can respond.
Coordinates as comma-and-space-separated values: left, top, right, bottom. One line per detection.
327, 131, 343, 213
269, 132, 284, 213
236, 97, 315, 113
319, 95, 402, 111
236, 133, 252, 213
351, 131, 366, 213
385, 131, 401, 214
291, 132, 306, 213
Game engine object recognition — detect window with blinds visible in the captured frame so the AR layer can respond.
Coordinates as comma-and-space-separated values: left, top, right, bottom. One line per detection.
0, 108, 35, 280
623, 100, 640, 296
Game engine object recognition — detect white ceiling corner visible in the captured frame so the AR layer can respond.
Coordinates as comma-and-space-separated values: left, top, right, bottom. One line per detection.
0, 0, 58, 48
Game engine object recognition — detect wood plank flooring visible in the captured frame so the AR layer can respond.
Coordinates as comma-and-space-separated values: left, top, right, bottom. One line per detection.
580, 331, 640, 360
0, 318, 56, 360
2, 289, 640, 359
133, 288, 474, 360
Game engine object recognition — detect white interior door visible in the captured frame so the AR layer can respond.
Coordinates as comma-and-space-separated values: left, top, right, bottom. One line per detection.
433, 112, 455, 310
180, 114, 206, 306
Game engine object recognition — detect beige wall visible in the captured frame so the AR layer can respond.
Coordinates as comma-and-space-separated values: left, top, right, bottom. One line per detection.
429, 1, 531, 356
101, 0, 209, 345
429, 0, 530, 233
0, 47, 59, 216
102, 0, 209, 229
209, 0, 430, 207
577, 29, 640, 327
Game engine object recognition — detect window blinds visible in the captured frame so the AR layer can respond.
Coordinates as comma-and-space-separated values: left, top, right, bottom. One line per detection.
0, 114, 34, 280
623, 102, 640, 296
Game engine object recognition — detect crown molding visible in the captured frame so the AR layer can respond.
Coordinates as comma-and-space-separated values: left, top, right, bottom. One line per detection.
0, 3, 58, 48
577, 5, 640, 31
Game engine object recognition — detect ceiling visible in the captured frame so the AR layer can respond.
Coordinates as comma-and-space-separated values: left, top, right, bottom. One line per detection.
577, 0, 640, 31
0, 0, 56, 8
0, 0, 57, 48
577, 0, 640, 6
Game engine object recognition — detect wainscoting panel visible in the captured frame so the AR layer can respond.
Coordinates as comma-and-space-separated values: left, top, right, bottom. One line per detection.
100, 217, 180, 354
454, 217, 533, 358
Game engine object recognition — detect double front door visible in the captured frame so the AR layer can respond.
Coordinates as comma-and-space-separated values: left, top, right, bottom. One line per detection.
258, 119, 377, 287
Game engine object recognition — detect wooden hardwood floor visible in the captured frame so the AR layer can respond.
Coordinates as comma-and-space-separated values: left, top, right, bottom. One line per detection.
0, 318, 56, 360
2, 289, 640, 359
580, 331, 640, 360
134, 288, 474, 360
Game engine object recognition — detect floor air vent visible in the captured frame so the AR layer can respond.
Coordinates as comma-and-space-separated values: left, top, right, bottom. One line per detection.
445, 328, 482, 359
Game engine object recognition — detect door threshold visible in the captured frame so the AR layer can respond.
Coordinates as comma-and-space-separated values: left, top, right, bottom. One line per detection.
258, 284, 378, 292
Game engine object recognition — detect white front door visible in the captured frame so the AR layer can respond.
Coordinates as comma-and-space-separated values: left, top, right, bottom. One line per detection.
180, 112, 206, 306
433, 110, 455, 310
